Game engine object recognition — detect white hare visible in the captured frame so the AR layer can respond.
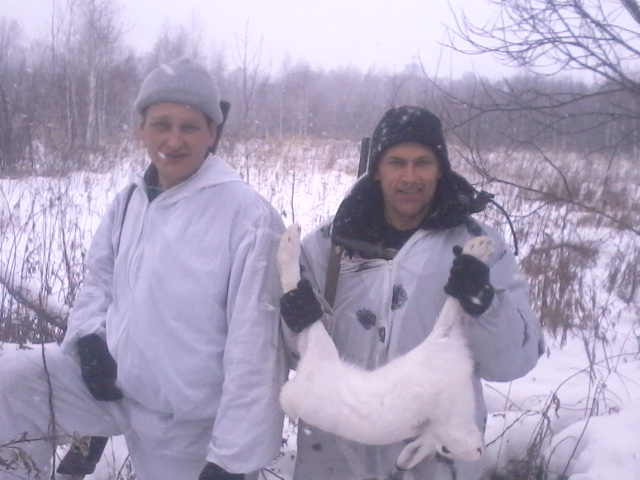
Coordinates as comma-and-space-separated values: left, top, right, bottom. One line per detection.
277, 223, 492, 471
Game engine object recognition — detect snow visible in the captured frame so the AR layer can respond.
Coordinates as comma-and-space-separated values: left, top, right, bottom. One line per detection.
480, 312, 640, 479
545, 403, 640, 479
1, 141, 639, 480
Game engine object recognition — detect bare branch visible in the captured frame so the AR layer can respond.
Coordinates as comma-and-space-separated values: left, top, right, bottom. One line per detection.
0, 265, 68, 331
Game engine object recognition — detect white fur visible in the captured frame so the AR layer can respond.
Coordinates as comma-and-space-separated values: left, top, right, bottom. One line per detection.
277, 222, 302, 293
277, 224, 492, 470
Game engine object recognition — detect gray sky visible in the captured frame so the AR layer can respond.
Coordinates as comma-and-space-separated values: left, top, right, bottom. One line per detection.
4, 0, 510, 77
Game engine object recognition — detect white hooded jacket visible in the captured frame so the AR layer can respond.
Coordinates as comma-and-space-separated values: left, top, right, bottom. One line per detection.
289, 175, 544, 480
62, 155, 286, 473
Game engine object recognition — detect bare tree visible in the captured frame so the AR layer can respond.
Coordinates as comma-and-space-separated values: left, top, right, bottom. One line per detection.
149, 20, 206, 66
0, 19, 31, 173
231, 21, 271, 138
30, 0, 130, 166
444, 0, 640, 156
450, 0, 640, 85
78, 0, 126, 148
383, 63, 424, 109
227, 21, 271, 182
277, 60, 314, 136
436, 0, 640, 235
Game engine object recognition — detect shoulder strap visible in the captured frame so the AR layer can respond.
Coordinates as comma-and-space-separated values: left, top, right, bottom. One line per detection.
324, 137, 371, 307
115, 183, 137, 256
324, 244, 344, 308
210, 100, 231, 155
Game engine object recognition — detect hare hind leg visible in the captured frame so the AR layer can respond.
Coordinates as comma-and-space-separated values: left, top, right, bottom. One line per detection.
277, 223, 302, 293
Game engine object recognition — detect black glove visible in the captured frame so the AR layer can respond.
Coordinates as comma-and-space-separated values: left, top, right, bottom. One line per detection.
444, 245, 495, 316
77, 333, 124, 401
280, 278, 324, 333
198, 462, 245, 480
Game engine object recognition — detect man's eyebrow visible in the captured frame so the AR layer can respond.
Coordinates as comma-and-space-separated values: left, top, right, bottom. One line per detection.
147, 115, 170, 122
384, 154, 436, 161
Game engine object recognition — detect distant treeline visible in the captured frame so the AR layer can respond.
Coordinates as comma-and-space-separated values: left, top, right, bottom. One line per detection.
1, 3, 639, 174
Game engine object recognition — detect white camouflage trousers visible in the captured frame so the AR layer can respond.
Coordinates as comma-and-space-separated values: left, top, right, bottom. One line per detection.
0, 343, 214, 480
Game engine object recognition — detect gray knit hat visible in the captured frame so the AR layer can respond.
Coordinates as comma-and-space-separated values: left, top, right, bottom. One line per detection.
368, 106, 451, 175
134, 58, 223, 124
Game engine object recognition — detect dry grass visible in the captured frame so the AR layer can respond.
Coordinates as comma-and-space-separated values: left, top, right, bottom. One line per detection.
1, 138, 639, 479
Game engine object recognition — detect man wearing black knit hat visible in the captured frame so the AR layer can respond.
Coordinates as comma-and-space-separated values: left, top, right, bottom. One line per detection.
0, 59, 286, 480
280, 106, 544, 480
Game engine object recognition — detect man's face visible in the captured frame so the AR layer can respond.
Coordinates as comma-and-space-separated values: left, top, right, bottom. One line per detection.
374, 142, 442, 230
138, 102, 217, 190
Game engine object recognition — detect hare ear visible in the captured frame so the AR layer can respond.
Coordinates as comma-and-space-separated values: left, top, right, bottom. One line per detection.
396, 431, 437, 471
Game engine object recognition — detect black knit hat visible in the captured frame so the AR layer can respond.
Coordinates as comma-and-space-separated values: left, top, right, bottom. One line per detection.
367, 106, 451, 175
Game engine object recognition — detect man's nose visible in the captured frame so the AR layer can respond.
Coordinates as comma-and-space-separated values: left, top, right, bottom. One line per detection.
165, 128, 183, 147
401, 164, 418, 182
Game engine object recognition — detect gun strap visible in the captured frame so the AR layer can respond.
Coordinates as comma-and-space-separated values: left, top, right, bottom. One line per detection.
324, 244, 344, 307
211, 100, 231, 155
324, 136, 370, 307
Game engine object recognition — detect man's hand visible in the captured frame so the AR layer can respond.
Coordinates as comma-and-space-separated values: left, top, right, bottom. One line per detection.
444, 245, 495, 316
198, 462, 244, 480
77, 334, 124, 401
280, 278, 324, 333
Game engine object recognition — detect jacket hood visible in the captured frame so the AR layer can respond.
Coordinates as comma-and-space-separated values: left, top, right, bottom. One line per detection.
331, 171, 477, 252
137, 154, 243, 203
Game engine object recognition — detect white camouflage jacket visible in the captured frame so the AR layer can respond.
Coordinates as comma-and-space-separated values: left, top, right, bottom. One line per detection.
290, 173, 544, 480
62, 155, 286, 474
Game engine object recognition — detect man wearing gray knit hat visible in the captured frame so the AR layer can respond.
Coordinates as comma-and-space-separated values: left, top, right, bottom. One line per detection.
134, 58, 225, 193
0, 59, 286, 480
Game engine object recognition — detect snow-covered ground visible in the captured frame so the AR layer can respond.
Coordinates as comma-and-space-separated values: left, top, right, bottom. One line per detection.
1, 140, 639, 480
482, 312, 640, 479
